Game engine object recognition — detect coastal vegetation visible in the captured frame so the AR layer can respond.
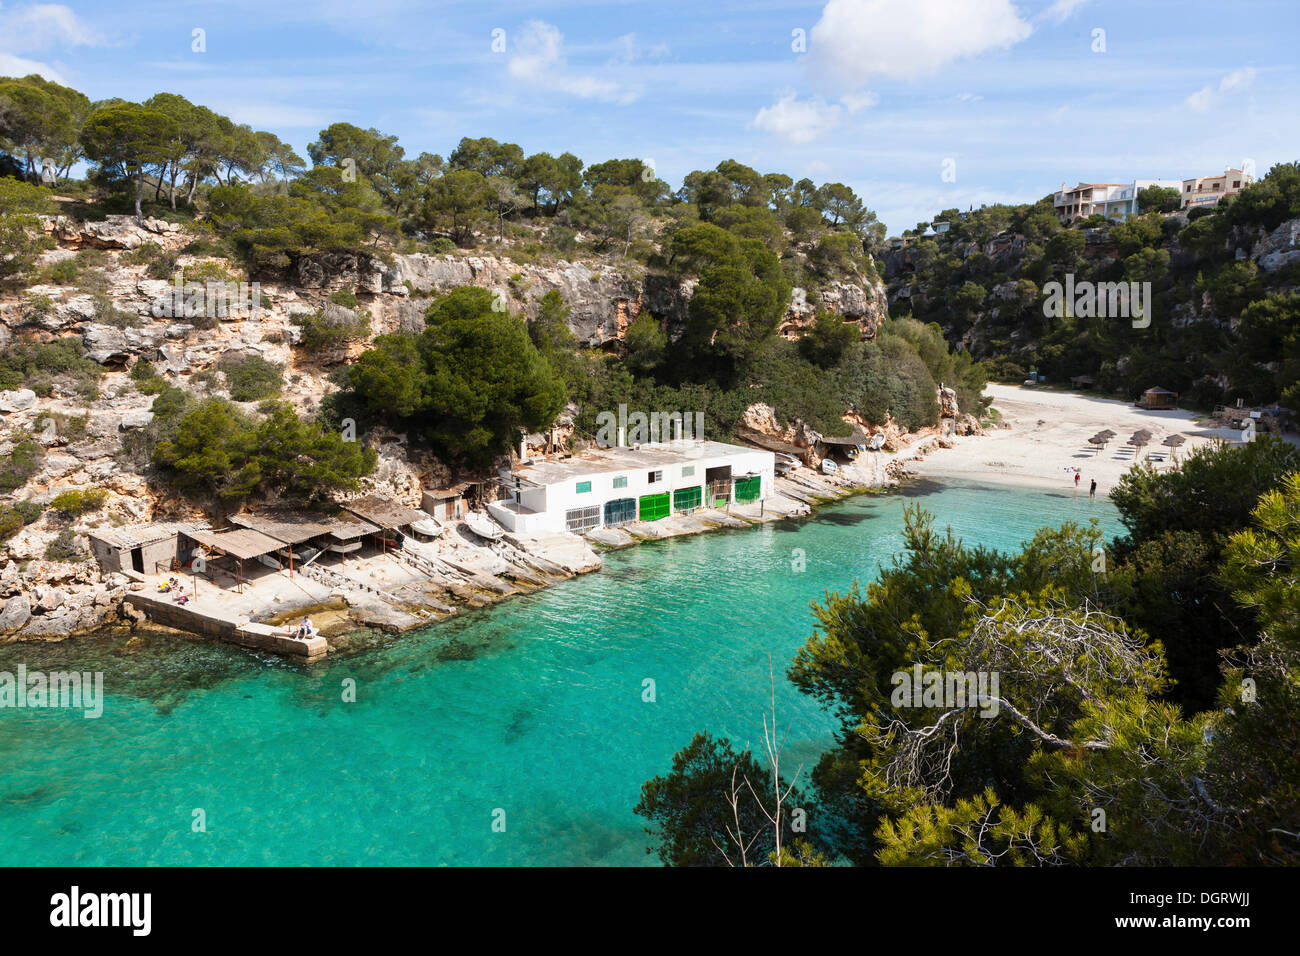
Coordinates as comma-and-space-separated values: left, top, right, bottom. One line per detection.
639, 437, 1300, 866
887, 162, 1300, 409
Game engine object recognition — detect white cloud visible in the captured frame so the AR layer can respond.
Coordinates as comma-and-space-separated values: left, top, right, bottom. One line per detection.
507, 20, 634, 104
750, 94, 847, 144
0, 3, 106, 83
841, 91, 879, 114
0, 51, 64, 82
1040, 0, 1089, 23
1186, 67, 1256, 112
809, 0, 1033, 85
0, 3, 105, 50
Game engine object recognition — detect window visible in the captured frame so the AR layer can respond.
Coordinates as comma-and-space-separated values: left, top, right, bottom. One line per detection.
1233, 180, 1241, 188
575, 481, 591, 494
648, 470, 663, 483
565, 505, 600, 532
681, 465, 695, 477
612, 475, 627, 489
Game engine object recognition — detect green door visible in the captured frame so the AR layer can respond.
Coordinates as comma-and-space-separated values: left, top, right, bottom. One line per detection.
734, 475, 762, 503
672, 486, 703, 513
638, 492, 670, 521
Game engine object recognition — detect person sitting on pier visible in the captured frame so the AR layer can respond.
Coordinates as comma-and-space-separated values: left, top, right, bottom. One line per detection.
294, 616, 314, 639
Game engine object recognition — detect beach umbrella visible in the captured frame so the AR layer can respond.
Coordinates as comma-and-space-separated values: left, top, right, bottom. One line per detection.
1097, 429, 1116, 439
1087, 433, 1108, 454
1162, 433, 1186, 461
1129, 429, 1153, 458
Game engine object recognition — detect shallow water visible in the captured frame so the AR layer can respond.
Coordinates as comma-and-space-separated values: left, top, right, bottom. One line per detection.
0, 480, 1121, 866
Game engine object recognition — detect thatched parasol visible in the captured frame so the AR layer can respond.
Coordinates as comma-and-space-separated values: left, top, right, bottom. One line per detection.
1162, 433, 1186, 461
1129, 429, 1154, 458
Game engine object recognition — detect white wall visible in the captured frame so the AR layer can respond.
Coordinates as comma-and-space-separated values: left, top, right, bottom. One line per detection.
489, 447, 775, 535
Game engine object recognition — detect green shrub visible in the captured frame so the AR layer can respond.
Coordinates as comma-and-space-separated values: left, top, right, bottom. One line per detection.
292, 306, 371, 351
130, 358, 166, 395
0, 439, 45, 492
13, 499, 43, 524
43, 258, 80, 285
92, 293, 142, 328
49, 487, 108, 517
0, 506, 23, 542
221, 354, 284, 402
44, 529, 85, 561
34, 411, 89, 442
0, 339, 103, 399
328, 288, 361, 310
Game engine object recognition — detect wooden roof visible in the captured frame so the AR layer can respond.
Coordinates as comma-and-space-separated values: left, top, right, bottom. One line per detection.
231, 511, 378, 544
187, 528, 284, 561
339, 495, 426, 530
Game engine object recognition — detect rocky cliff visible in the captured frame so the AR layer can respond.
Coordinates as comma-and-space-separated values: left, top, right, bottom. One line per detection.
0, 215, 890, 643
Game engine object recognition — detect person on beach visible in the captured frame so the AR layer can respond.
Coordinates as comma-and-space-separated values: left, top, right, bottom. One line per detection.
1090, 478, 1097, 499
1074, 471, 1081, 490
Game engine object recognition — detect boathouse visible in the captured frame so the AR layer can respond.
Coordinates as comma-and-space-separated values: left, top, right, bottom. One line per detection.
488, 440, 775, 535
339, 495, 430, 550
229, 510, 379, 567
88, 521, 208, 577
182, 527, 285, 591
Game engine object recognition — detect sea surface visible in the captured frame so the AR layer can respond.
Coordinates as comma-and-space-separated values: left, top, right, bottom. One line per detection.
0, 479, 1122, 866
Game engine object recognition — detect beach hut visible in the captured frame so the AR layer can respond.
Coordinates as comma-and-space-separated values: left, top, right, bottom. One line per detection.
1138, 386, 1178, 410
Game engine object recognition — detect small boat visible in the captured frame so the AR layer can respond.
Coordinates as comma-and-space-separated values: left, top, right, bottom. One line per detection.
410, 518, 444, 540
464, 512, 503, 540
326, 540, 363, 555
866, 433, 886, 451
774, 453, 800, 475
821, 458, 839, 475
277, 545, 320, 565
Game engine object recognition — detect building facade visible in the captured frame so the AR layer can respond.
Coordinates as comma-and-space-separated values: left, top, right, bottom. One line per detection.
489, 440, 776, 536
1053, 180, 1182, 224
1182, 168, 1253, 210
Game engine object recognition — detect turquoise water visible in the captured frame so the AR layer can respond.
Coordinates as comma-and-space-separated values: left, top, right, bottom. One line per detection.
0, 480, 1121, 866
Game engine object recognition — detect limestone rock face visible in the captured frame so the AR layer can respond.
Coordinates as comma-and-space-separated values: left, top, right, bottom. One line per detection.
0, 594, 31, 635
45, 214, 182, 250
1253, 218, 1300, 274
0, 389, 37, 413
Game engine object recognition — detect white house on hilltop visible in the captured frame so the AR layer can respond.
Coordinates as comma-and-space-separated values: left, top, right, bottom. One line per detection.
488, 440, 775, 536
1053, 179, 1183, 223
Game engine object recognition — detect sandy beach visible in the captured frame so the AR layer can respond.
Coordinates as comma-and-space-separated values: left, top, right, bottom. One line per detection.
905, 384, 1283, 496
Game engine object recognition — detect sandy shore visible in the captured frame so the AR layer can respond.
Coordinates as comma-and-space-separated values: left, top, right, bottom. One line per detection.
905, 384, 1284, 496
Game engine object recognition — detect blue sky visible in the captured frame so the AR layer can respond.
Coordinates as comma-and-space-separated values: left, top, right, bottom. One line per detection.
3, 0, 1298, 234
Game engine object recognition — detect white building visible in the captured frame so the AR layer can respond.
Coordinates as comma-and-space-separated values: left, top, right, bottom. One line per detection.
488, 440, 776, 536
1053, 179, 1183, 223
